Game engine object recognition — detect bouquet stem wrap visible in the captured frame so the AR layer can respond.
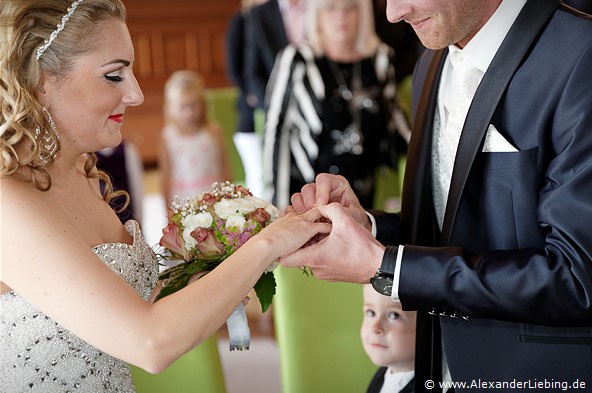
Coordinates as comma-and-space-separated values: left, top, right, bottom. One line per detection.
227, 302, 251, 351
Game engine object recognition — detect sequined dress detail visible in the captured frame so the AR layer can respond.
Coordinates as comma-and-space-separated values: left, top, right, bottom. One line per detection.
0, 220, 159, 392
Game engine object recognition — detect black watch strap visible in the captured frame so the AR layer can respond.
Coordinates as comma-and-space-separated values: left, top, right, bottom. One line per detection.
379, 246, 398, 276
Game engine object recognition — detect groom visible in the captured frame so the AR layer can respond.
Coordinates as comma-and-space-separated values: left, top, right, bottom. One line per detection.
282, 0, 592, 392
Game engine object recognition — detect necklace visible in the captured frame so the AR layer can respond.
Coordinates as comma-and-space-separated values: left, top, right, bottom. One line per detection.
327, 58, 359, 104
327, 58, 364, 156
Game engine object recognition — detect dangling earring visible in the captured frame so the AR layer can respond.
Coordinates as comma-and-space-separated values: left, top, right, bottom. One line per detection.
35, 107, 60, 163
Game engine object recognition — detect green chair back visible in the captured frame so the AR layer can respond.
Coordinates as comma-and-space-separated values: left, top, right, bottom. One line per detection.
273, 266, 377, 393
131, 334, 226, 393
206, 87, 245, 185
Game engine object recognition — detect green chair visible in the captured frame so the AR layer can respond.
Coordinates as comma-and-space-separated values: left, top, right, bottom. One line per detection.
273, 266, 377, 393
373, 156, 406, 212
397, 75, 413, 125
205, 87, 245, 185
130, 334, 226, 393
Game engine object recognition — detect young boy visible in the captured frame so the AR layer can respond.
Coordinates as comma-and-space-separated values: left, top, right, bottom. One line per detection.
361, 284, 416, 393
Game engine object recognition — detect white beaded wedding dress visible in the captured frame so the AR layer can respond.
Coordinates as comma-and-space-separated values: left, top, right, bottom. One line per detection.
0, 220, 159, 392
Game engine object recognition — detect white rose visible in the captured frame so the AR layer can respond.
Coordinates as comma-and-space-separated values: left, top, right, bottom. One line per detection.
225, 214, 246, 230
214, 199, 240, 219
181, 212, 213, 229
265, 204, 280, 221
182, 228, 197, 250
245, 196, 268, 209
243, 195, 278, 220
181, 212, 213, 250
235, 197, 257, 215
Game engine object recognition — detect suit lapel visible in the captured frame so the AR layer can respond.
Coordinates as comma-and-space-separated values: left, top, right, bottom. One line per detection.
440, 0, 561, 245
401, 50, 446, 245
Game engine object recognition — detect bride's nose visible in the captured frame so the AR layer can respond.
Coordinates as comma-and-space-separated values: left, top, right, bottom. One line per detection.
124, 74, 144, 107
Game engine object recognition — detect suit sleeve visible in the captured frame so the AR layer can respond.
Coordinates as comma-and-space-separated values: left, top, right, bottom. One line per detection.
225, 12, 245, 90
244, 9, 268, 108
370, 209, 401, 246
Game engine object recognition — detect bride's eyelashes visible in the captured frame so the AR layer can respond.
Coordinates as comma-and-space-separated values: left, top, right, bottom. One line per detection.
105, 73, 124, 83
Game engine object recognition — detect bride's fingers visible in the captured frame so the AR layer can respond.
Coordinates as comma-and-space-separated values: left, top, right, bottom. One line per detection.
300, 183, 318, 210
280, 243, 317, 268
290, 193, 306, 212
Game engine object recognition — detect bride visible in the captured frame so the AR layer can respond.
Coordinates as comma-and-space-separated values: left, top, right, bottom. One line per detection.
0, 0, 330, 391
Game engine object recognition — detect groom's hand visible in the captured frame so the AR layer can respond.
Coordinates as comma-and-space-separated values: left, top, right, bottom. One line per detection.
290, 173, 371, 231
280, 203, 383, 284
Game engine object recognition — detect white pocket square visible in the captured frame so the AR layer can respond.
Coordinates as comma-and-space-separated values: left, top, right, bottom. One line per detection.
482, 125, 518, 152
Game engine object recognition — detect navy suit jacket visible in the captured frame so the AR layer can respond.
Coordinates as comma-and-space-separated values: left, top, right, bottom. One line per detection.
244, 0, 289, 107
225, 11, 255, 133
374, 1, 592, 391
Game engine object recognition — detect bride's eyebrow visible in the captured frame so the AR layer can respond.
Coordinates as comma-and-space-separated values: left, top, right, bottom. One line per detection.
101, 59, 131, 67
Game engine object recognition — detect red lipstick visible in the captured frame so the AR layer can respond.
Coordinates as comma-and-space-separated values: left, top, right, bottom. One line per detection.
109, 114, 124, 123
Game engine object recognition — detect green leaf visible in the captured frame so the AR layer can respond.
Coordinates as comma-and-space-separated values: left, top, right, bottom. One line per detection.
154, 273, 191, 302
155, 258, 221, 302
253, 272, 276, 313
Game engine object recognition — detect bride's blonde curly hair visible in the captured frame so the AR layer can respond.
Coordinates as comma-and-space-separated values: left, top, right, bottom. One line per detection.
0, 0, 129, 207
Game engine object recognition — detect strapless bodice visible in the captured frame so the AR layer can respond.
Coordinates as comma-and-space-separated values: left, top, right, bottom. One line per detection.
0, 220, 159, 392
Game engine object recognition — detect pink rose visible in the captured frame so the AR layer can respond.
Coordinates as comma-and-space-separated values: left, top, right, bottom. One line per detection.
160, 223, 191, 261
248, 208, 271, 225
201, 192, 218, 206
191, 227, 225, 257
234, 184, 252, 196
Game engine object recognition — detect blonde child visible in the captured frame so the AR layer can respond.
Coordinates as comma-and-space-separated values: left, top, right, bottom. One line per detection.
361, 284, 416, 393
159, 70, 232, 204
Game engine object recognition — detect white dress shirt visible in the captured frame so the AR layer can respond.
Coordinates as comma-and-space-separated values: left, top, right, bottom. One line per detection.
380, 369, 414, 393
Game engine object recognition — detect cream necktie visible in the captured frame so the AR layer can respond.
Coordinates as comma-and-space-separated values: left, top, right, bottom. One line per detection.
433, 51, 483, 227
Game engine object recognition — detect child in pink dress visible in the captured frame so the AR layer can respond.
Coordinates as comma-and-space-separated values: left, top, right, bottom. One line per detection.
159, 70, 232, 204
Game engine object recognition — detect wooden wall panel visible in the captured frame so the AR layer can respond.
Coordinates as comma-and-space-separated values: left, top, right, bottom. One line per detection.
120, 0, 240, 165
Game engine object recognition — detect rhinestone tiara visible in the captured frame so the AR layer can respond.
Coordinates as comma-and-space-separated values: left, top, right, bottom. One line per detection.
36, 0, 85, 61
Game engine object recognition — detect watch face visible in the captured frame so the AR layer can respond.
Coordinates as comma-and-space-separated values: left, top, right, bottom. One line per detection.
371, 276, 393, 296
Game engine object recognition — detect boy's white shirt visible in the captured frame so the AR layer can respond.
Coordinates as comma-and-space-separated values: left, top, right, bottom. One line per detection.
379, 369, 414, 393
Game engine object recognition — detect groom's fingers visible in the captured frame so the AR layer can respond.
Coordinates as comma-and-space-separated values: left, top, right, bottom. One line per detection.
314, 174, 351, 206
313, 173, 334, 205
316, 201, 348, 223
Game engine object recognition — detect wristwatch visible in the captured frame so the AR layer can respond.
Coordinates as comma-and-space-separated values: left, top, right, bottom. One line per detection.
370, 246, 397, 296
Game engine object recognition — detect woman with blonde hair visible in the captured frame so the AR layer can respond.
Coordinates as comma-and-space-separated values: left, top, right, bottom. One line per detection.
263, 0, 411, 209
0, 0, 329, 390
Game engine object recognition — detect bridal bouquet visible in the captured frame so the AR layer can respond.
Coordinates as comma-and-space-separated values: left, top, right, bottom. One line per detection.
156, 181, 280, 350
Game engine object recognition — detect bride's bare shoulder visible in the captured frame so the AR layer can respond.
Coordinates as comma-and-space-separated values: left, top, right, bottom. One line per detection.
1, 176, 46, 202
1, 176, 58, 223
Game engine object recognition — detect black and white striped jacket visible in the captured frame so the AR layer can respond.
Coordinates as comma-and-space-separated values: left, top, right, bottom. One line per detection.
263, 43, 410, 208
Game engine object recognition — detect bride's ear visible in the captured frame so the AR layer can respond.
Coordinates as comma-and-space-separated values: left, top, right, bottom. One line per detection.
37, 74, 51, 108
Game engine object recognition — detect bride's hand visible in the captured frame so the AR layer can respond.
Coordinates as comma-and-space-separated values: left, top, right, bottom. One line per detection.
257, 208, 332, 261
